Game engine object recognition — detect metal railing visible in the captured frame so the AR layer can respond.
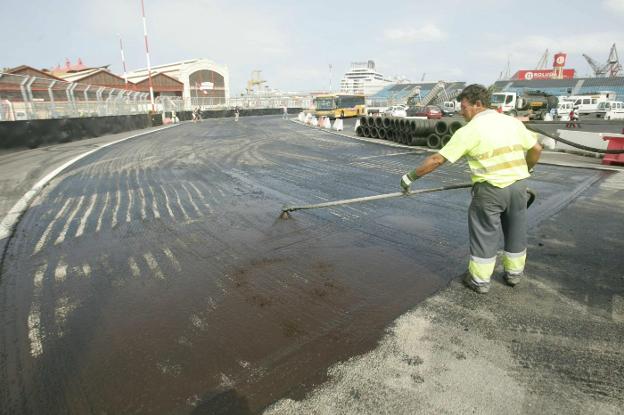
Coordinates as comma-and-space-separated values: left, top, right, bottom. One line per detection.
162, 95, 313, 113
0, 73, 151, 121
0, 72, 313, 121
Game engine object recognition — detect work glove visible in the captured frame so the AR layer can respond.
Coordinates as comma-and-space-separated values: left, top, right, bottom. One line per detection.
400, 170, 419, 193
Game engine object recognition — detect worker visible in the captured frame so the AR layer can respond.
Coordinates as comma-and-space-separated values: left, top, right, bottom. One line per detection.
400, 84, 542, 294
566, 106, 580, 129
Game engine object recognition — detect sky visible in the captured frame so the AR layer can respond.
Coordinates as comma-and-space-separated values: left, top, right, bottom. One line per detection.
2, 0, 623, 95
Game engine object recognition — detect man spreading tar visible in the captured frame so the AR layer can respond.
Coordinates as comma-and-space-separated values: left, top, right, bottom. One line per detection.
400, 84, 543, 293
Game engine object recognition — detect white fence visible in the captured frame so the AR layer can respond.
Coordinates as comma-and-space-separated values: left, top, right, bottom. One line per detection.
0, 72, 313, 121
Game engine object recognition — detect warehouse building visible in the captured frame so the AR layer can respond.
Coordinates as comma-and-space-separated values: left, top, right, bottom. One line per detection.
125, 58, 229, 102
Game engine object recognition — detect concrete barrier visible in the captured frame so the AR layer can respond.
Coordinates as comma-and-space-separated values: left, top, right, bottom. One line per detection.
0, 108, 303, 150
0, 114, 152, 149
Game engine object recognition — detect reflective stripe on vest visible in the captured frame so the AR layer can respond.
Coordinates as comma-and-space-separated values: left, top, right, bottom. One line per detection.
467, 143, 528, 177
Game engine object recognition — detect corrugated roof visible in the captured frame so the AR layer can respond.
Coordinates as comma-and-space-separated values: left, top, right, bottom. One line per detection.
493, 77, 624, 100
133, 72, 184, 86
493, 79, 577, 88
57, 68, 104, 82
372, 81, 466, 101
126, 58, 225, 80
6, 65, 65, 81
56, 68, 130, 86
494, 76, 624, 89
582, 77, 624, 87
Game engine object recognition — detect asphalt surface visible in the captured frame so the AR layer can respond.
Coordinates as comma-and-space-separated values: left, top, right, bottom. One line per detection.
0, 116, 621, 414
0, 125, 172, 222
266, 169, 624, 415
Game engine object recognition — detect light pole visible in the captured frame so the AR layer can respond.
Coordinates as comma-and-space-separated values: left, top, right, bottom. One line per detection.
118, 34, 128, 87
140, 0, 155, 111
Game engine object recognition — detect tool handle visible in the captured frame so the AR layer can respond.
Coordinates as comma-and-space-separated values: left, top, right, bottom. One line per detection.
282, 183, 473, 213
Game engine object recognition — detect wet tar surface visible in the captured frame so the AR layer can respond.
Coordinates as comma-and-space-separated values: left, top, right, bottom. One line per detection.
0, 116, 607, 414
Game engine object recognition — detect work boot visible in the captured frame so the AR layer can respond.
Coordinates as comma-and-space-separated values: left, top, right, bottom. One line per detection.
504, 272, 523, 287
463, 273, 490, 294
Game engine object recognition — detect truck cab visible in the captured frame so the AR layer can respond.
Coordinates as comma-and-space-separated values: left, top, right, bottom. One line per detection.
490, 92, 517, 114
490, 91, 557, 119
556, 101, 574, 121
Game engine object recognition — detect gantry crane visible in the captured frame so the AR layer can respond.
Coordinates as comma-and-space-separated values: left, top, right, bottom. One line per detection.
535, 49, 549, 70
583, 43, 622, 77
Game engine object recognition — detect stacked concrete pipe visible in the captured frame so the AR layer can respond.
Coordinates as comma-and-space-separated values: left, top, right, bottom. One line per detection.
355, 116, 465, 149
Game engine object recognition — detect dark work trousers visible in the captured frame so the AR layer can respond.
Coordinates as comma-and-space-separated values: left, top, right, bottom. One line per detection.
467, 179, 528, 282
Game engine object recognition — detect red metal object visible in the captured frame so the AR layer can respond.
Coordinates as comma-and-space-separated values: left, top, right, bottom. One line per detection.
553, 53, 567, 68
513, 69, 576, 80
602, 135, 624, 165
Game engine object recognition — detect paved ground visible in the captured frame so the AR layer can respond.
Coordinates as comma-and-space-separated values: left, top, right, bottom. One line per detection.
0, 116, 622, 414
265, 170, 624, 415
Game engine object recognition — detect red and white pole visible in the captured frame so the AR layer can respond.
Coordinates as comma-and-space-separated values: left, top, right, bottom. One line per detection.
118, 34, 129, 87
140, 0, 155, 111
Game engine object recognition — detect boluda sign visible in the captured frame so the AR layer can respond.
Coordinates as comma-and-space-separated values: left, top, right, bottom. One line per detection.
514, 69, 576, 80
553, 53, 567, 68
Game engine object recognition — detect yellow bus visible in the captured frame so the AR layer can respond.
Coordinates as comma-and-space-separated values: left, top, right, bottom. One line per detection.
313, 94, 366, 118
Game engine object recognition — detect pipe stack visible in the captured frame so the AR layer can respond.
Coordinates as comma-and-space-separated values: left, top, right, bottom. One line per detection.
355, 116, 465, 149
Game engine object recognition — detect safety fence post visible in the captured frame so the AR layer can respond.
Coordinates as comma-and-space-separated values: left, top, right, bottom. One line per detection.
96, 87, 104, 116
47, 80, 57, 118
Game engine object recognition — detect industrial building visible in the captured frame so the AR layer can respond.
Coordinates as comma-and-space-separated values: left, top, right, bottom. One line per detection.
5, 58, 226, 101
125, 58, 229, 102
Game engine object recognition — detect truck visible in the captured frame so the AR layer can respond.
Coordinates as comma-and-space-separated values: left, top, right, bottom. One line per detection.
490, 91, 558, 120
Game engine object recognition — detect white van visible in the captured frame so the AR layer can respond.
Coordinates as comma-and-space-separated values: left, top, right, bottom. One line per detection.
442, 100, 461, 115
597, 101, 623, 118
556, 101, 575, 121
560, 91, 616, 115
604, 101, 624, 120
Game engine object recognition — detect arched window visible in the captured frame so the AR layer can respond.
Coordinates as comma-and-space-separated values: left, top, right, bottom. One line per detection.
189, 70, 225, 99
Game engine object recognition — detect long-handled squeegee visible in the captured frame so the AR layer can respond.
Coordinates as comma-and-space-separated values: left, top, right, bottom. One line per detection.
280, 184, 537, 219
280, 183, 473, 219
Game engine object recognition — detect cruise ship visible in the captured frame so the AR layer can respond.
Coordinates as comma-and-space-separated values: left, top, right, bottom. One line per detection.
340, 60, 394, 96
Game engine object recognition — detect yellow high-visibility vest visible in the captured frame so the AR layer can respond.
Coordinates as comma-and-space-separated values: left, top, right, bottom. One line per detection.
439, 110, 537, 188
